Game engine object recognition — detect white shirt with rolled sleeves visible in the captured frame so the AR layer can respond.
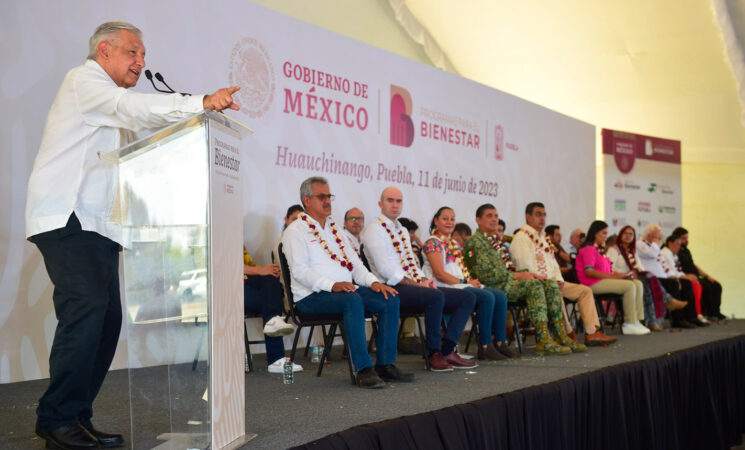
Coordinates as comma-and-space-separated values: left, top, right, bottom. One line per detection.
636, 240, 668, 278
282, 214, 379, 302
361, 216, 424, 286
510, 225, 563, 282
25, 59, 205, 245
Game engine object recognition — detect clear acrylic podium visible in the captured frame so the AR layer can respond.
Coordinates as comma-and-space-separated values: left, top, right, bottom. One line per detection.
99, 111, 252, 449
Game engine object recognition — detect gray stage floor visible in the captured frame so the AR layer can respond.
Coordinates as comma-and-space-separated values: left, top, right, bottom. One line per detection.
1, 320, 744, 449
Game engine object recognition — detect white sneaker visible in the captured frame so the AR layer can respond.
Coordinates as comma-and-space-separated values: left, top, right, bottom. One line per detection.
633, 321, 651, 334
263, 315, 294, 337
268, 357, 303, 373
622, 322, 646, 335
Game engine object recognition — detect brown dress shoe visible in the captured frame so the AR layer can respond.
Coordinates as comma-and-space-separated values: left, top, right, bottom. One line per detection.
479, 343, 508, 361
443, 351, 478, 369
428, 352, 454, 372
648, 324, 663, 332
665, 298, 687, 311
584, 331, 617, 346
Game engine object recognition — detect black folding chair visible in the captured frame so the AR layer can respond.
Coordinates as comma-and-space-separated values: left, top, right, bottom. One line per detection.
595, 293, 624, 334
243, 312, 266, 373
278, 243, 356, 384
506, 302, 534, 354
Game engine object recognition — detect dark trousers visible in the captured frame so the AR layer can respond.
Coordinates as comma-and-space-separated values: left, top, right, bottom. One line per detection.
29, 214, 122, 430
658, 277, 697, 324
395, 284, 475, 355
244, 275, 285, 363
698, 278, 722, 317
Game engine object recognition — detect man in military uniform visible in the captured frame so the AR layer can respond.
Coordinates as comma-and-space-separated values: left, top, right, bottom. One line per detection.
463, 204, 571, 355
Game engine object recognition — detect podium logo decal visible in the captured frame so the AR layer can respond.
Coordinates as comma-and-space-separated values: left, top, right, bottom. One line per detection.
390, 85, 414, 147
229, 37, 275, 119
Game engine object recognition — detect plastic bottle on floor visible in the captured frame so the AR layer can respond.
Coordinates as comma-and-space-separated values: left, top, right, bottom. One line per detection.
283, 357, 294, 384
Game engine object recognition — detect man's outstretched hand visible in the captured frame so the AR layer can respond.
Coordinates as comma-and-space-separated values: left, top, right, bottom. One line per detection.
204, 86, 240, 111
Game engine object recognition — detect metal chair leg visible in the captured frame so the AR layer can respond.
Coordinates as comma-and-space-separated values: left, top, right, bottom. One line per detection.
290, 324, 303, 362
303, 325, 315, 357
317, 323, 335, 377
415, 316, 430, 370
338, 323, 356, 385
244, 320, 253, 373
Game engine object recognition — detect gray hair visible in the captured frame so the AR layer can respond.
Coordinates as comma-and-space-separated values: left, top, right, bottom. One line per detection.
87, 21, 142, 60
299, 176, 328, 205
640, 224, 661, 240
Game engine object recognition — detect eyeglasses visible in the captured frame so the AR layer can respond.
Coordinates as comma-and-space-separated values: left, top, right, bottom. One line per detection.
310, 194, 335, 202
346, 217, 364, 222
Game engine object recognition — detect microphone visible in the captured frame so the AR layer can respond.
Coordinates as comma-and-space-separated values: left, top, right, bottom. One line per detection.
154, 72, 190, 96
144, 70, 171, 93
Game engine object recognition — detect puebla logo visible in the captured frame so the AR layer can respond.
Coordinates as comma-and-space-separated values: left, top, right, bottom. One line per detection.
229, 37, 275, 119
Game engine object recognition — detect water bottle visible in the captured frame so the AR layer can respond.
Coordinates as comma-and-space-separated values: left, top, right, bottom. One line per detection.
311, 346, 320, 363
283, 357, 293, 384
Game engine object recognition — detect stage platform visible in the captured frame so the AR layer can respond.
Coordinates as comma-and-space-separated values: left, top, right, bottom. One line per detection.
1, 320, 743, 449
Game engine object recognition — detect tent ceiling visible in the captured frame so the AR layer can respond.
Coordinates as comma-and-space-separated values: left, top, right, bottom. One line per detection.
403, 0, 745, 162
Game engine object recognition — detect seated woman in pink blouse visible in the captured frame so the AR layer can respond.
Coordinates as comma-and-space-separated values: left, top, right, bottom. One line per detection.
576, 221, 648, 335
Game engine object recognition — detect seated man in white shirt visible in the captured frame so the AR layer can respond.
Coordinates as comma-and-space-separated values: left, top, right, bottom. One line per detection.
637, 225, 701, 328
363, 187, 486, 369
510, 203, 615, 347
282, 177, 412, 388
342, 207, 364, 258
25, 21, 240, 450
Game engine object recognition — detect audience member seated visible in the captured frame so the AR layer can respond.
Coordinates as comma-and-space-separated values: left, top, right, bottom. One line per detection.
363, 187, 481, 368
243, 247, 302, 373
606, 226, 687, 332
398, 217, 424, 266
576, 221, 649, 335
497, 219, 511, 249
546, 224, 577, 282
452, 222, 472, 248
660, 236, 710, 325
282, 177, 412, 388
342, 207, 364, 258
567, 229, 585, 255
511, 203, 614, 348
673, 227, 725, 320
463, 204, 571, 355
637, 225, 702, 328
420, 207, 516, 361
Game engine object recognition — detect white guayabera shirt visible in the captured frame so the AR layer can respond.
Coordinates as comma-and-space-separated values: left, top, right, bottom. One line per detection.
26, 59, 205, 245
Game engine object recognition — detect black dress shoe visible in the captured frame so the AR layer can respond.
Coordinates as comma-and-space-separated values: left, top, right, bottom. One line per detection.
81, 424, 123, 448
356, 367, 386, 389
693, 319, 709, 327
673, 319, 696, 329
35, 423, 99, 450
374, 364, 414, 382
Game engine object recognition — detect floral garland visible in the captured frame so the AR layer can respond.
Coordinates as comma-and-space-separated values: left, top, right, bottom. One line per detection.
516, 226, 556, 275
487, 234, 516, 272
656, 252, 673, 275
379, 218, 423, 283
300, 213, 353, 272
617, 245, 640, 271
437, 234, 472, 281
345, 231, 361, 258
594, 243, 614, 272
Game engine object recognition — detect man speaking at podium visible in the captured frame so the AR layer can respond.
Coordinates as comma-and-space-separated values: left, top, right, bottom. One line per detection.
25, 21, 240, 450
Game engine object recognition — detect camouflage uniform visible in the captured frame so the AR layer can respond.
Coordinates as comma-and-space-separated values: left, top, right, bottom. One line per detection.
463, 230, 563, 324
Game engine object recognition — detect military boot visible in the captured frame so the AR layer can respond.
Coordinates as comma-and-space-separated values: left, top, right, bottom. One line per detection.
535, 322, 571, 355
552, 320, 587, 353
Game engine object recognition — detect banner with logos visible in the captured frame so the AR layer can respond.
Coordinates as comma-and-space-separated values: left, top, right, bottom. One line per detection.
602, 128, 682, 237
0, 1, 595, 382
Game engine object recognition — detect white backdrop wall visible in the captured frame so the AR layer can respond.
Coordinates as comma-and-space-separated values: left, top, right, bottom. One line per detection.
0, 1, 595, 383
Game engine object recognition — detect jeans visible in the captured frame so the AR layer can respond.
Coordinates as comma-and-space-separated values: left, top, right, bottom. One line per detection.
296, 287, 399, 371
244, 275, 286, 363
395, 284, 476, 354
466, 286, 508, 344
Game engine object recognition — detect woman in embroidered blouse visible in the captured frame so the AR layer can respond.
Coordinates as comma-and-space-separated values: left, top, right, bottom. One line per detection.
422, 207, 515, 360
576, 221, 649, 335
661, 236, 709, 325
606, 226, 684, 331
